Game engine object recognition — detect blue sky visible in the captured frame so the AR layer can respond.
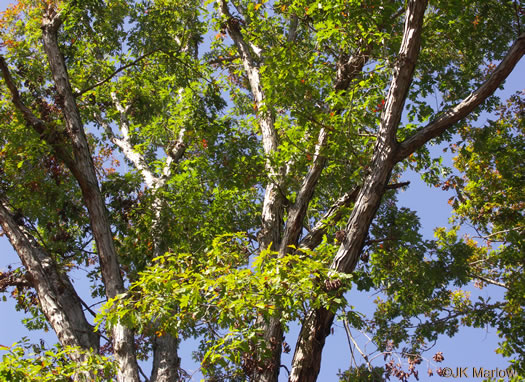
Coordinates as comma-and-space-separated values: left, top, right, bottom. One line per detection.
0, 1, 523, 380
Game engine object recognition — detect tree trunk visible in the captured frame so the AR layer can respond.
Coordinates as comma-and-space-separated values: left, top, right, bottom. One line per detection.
289, 1, 428, 379
151, 334, 181, 382
289, 308, 335, 382
40, 8, 140, 381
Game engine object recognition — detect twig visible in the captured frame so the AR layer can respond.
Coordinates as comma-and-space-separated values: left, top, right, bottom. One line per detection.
472, 227, 523, 240
280, 364, 290, 376
75, 50, 160, 96
469, 273, 508, 289
343, 316, 373, 372
137, 364, 150, 382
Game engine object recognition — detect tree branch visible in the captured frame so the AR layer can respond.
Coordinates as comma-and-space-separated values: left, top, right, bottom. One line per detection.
0, 199, 100, 359
297, 181, 408, 251
75, 50, 160, 97
217, 0, 278, 157
113, 93, 161, 188
396, 32, 525, 162
290, 2, 428, 379
470, 273, 508, 289
299, 187, 360, 250
0, 269, 32, 292
41, 8, 140, 380
163, 125, 187, 180
218, 0, 284, 259
287, 15, 299, 43
334, 48, 371, 91
280, 128, 328, 253
343, 317, 373, 372
93, 111, 159, 188
0, 56, 75, 168
331, 0, 428, 275
281, 39, 374, 253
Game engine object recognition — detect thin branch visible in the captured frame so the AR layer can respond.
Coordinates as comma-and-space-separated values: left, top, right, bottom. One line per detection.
280, 365, 291, 376
0, 57, 46, 127
137, 364, 150, 382
386, 181, 410, 190
513, 1, 522, 34
343, 317, 373, 372
342, 311, 358, 370
0, 271, 32, 292
79, 297, 100, 318
470, 273, 508, 289
364, 236, 397, 246
298, 181, 408, 251
75, 50, 159, 96
472, 226, 523, 240
281, 37, 375, 253
299, 187, 360, 250
207, 55, 240, 65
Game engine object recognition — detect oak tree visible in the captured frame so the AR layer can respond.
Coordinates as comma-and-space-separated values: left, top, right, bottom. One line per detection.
0, 0, 523, 381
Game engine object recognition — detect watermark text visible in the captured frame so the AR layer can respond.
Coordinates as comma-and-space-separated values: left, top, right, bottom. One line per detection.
441, 366, 517, 378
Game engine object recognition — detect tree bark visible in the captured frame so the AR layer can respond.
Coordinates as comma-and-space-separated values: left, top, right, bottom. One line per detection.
290, 4, 525, 381
290, 1, 428, 379
289, 308, 335, 382
0, 200, 99, 369
39, 8, 140, 381
217, 3, 285, 380
150, 334, 181, 382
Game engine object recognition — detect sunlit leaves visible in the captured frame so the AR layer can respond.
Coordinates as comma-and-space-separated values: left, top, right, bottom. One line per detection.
0, 0, 522, 378
0, 339, 116, 382
100, 233, 348, 374
438, 91, 525, 372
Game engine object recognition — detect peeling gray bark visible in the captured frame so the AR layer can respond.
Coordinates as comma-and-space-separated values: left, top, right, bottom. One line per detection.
289, 2, 525, 381
0, 200, 99, 368
290, 1, 428, 380
104, 89, 187, 382
39, 8, 140, 382
217, 2, 283, 254
218, 3, 284, 380
150, 334, 181, 382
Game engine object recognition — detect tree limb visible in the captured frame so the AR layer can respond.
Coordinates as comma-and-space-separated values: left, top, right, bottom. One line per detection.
0, 56, 75, 168
287, 14, 299, 43
41, 7, 140, 380
93, 110, 159, 188
343, 317, 373, 372
396, 32, 525, 162
299, 187, 360, 250
0, 199, 100, 360
75, 50, 160, 97
470, 273, 508, 289
290, 2, 429, 380
0, 269, 32, 292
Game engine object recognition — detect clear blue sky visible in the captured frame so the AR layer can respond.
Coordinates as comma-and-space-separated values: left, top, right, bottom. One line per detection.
0, 1, 523, 380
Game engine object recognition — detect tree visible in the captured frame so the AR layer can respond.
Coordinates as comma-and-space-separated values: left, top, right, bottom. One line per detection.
0, 0, 523, 381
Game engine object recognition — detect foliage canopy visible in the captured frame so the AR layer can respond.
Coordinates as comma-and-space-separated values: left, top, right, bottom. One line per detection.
0, 0, 523, 381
